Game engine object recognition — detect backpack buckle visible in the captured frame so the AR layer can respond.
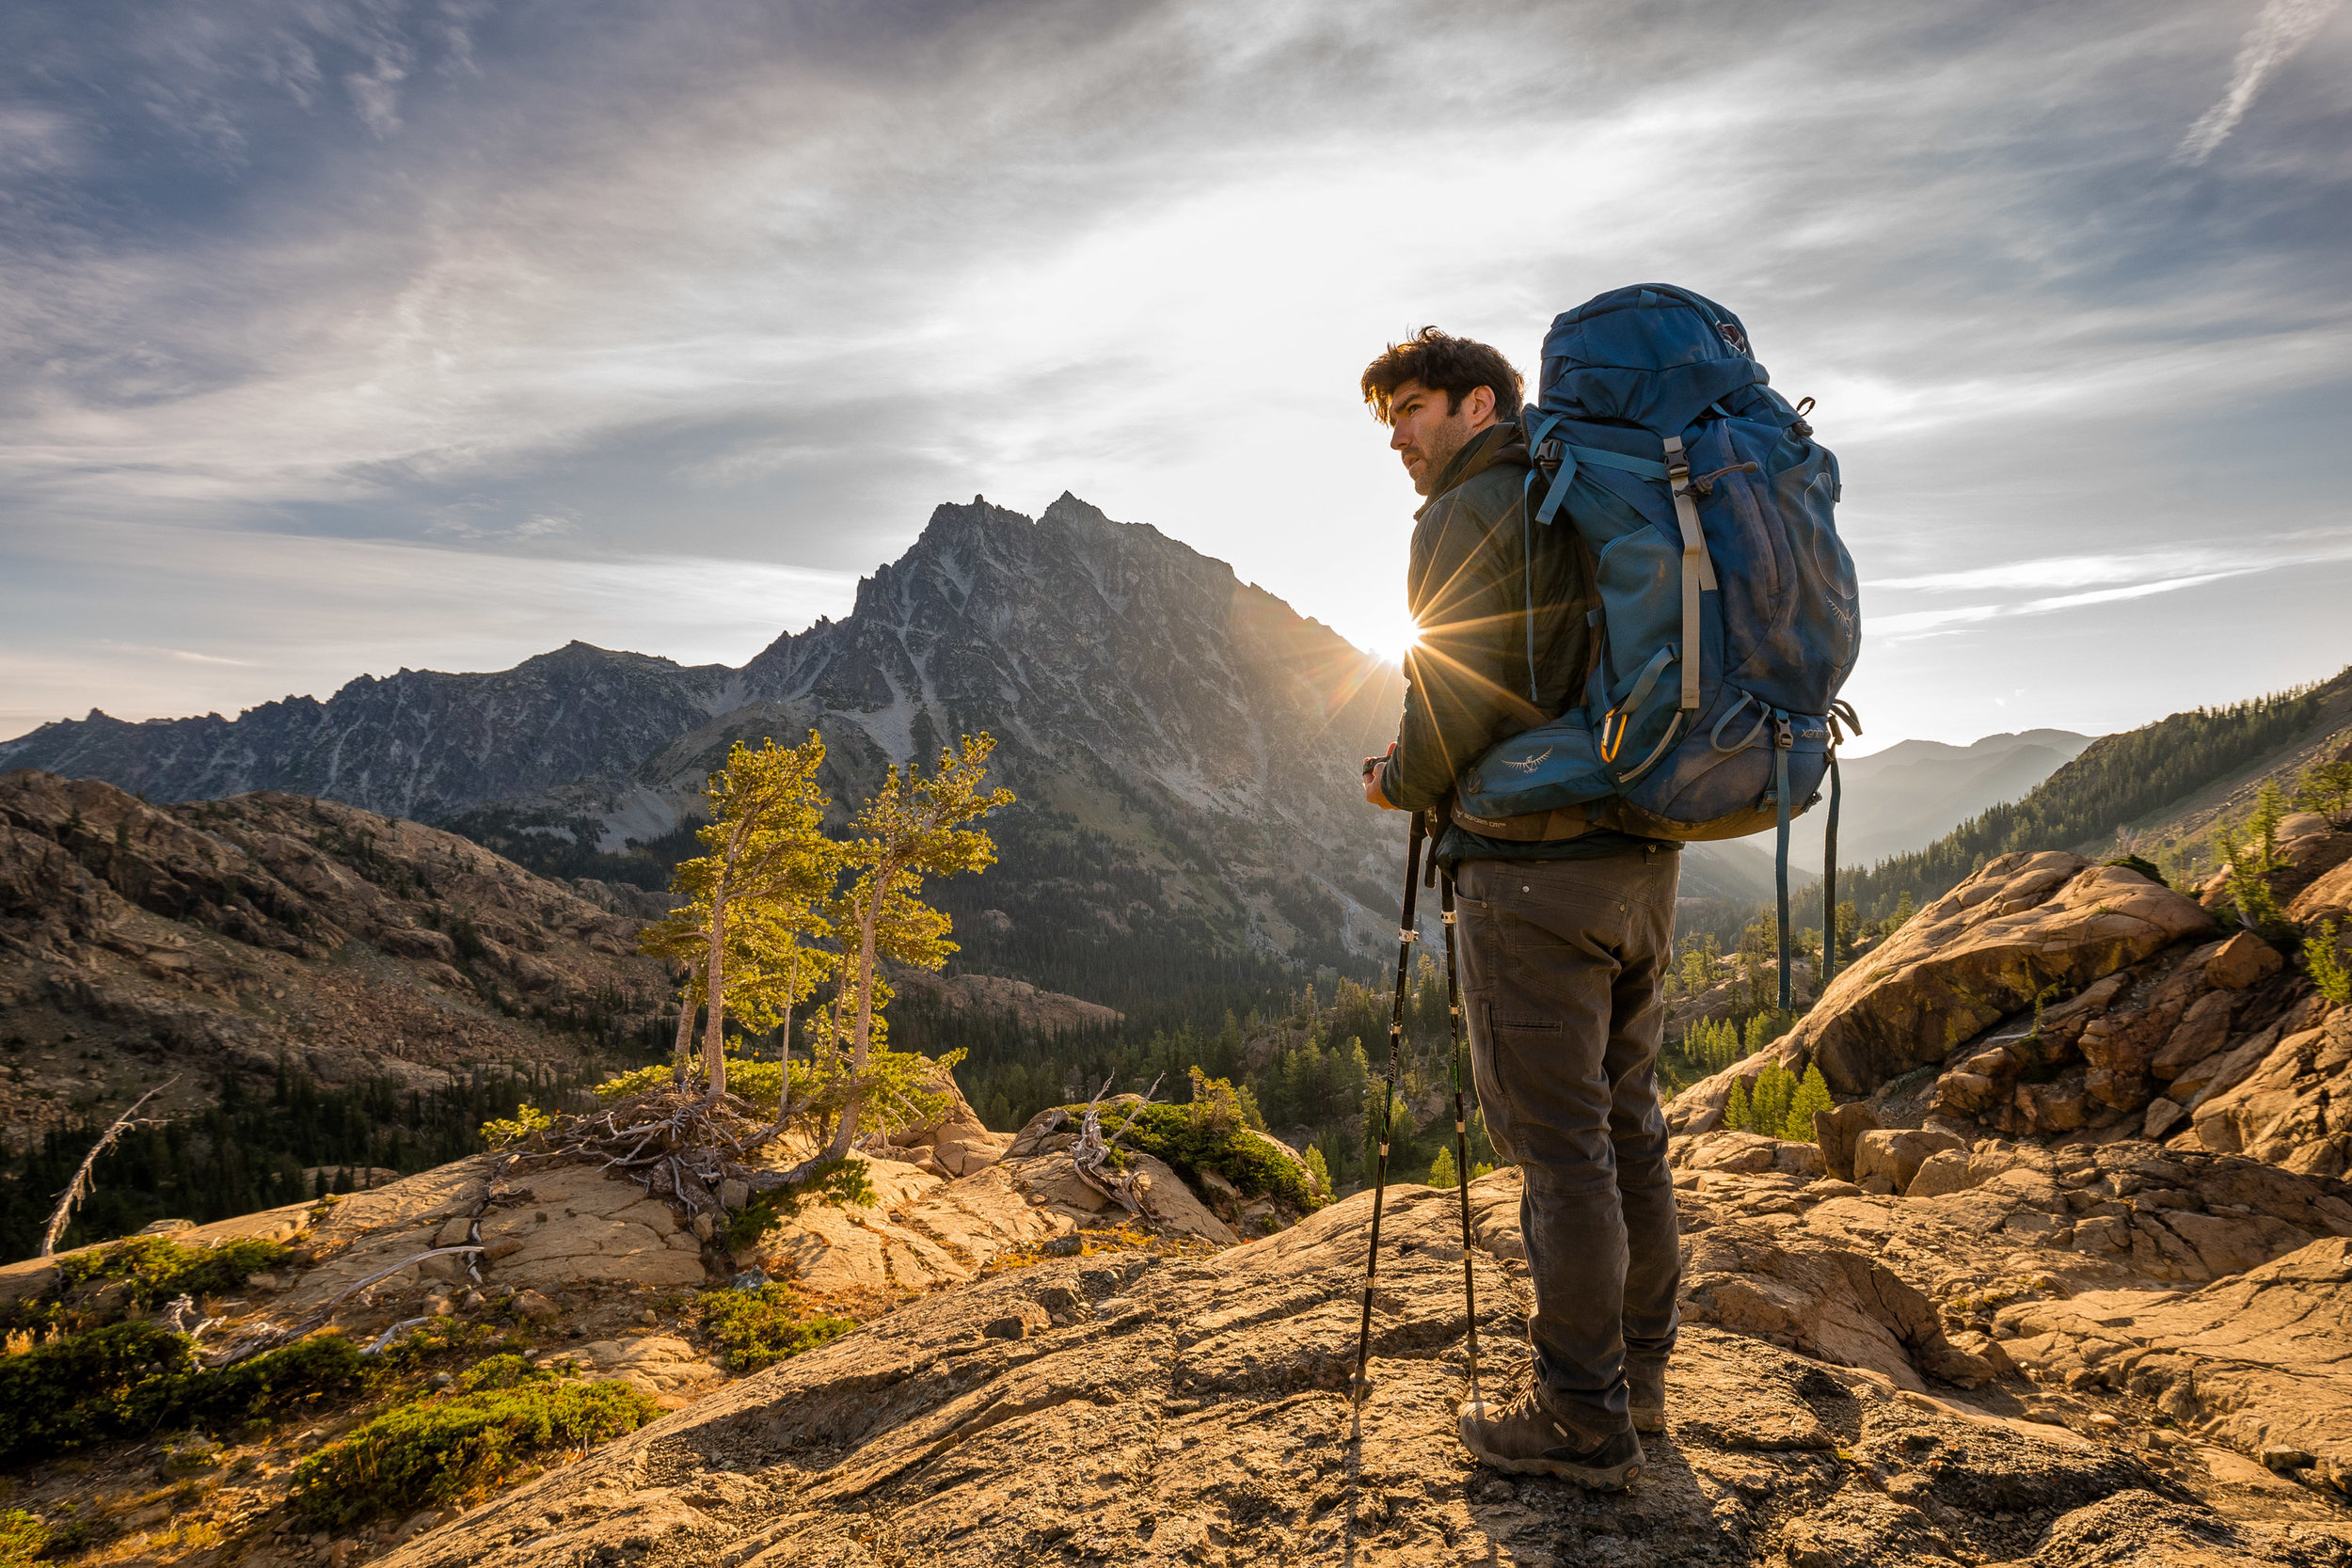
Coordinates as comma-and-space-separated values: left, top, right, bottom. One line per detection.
1535, 437, 1565, 468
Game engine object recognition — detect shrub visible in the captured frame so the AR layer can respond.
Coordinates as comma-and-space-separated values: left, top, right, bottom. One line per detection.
2296, 760, 2352, 822
593, 1048, 964, 1142
184, 1333, 370, 1426
56, 1235, 294, 1311
0, 1508, 45, 1568
694, 1284, 853, 1375
289, 1372, 656, 1526
371, 1317, 523, 1375
478, 1103, 556, 1149
2309, 919, 2352, 1006
1090, 1099, 1321, 1212
0, 1323, 365, 1465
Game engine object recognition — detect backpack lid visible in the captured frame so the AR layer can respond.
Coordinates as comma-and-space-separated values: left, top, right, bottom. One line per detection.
1537, 283, 1768, 438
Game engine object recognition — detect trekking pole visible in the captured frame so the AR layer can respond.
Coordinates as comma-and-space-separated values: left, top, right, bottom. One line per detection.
1438, 869, 1484, 1418
1350, 808, 1426, 1429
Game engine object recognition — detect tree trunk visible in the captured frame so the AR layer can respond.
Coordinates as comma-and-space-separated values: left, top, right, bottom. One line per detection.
747, 948, 803, 1151
822, 868, 892, 1161
670, 981, 696, 1085
852, 878, 883, 1074
701, 868, 733, 1104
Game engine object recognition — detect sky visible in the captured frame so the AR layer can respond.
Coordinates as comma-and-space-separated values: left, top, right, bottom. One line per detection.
3, 0, 2348, 753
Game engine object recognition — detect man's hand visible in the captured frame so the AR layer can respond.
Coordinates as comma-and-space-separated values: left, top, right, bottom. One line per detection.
1361, 743, 1399, 810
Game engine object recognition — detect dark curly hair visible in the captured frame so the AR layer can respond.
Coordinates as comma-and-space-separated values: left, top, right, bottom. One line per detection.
1360, 327, 1524, 425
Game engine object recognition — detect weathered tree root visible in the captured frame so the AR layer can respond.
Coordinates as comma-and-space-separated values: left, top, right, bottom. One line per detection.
521, 1084, 806, 1225
1069, 1074, 1164, 1214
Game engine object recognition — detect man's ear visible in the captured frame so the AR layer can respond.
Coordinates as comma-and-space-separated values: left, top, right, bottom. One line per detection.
1460, 385, 1496, 428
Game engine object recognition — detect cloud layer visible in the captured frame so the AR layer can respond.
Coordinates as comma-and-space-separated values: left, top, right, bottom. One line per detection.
4, 0, 2348, 750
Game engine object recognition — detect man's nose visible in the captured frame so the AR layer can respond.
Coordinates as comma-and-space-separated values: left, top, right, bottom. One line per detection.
1390, 426, 1409, 451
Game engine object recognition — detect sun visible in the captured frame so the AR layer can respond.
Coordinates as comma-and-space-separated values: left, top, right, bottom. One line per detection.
1360, 611, 1424, 666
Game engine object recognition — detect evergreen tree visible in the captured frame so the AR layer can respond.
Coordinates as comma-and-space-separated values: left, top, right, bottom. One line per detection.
1749, 1064, 1797, 1139
1427, 1145, 1458, 1189
1786, 1065, 1834, 1142
824, 736, 1014, 1162
1723, 1077, 1753, 1133
2306, 920, 2351, 1006
2297, 761, 2352, 821
643, 736, 839, 1103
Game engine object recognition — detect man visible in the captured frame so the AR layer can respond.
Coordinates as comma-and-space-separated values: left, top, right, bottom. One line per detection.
1359, 327, 1679, 1490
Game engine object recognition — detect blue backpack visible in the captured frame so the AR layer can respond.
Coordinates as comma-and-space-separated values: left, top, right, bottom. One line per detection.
1452, 284, 1862, 1006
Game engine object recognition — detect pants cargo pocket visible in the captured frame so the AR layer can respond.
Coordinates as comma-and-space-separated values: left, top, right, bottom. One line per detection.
1478, 1002, 1564, 1165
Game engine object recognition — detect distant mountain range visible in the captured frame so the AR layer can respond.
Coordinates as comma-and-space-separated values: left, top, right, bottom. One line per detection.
1829, 666, 2352, 921
3, 496, 1417, 1004
1801, 729, 2097, 872
0, 492, 1920, 994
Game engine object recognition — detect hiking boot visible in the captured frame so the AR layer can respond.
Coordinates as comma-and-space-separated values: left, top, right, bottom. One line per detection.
1627, 1360, 1666, 1433
1457, 1388, 1644, 1488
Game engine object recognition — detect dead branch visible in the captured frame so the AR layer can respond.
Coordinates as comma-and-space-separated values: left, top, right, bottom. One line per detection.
40, 1079, 176, 1256
364, 1316, 433, 1355
208, 1244, 483, 1366
1070, 1073, 1165, 1215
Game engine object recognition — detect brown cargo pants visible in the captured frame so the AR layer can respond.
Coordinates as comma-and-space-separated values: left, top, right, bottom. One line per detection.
1454, 846, 1682, 1438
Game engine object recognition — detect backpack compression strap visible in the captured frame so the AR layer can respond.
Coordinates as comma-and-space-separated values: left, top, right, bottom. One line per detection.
1523, 423, 1721, 717
1661, 436, 1720, 714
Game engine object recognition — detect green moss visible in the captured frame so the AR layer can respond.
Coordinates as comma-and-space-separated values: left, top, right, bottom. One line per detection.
0, 1323, 366, 1465
55, 1235, 294, 1311
1088, 1101, 1322, 1212
289, 1373, 657, 1527
695, 1284, 854, 1374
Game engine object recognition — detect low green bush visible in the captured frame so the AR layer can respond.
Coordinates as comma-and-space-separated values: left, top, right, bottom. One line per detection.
55, 1235, 294, 1311
1089, 1101, 1322, 1212
2308, 919, 2351, 1006
695, 1284, 853, 1374
288, 1371, 656, 1526
0, 1508, 45, 1568
0, 1323, 367, 1465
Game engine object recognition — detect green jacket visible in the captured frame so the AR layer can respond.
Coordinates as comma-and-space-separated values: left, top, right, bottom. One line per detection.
1376, 421, 1671, 863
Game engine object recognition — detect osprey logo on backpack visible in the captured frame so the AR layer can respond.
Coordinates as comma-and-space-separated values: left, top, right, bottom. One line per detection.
1452, 284, 1863, 1007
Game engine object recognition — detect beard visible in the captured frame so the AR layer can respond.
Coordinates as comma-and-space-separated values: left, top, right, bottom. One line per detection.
1406, 421, 1472, 497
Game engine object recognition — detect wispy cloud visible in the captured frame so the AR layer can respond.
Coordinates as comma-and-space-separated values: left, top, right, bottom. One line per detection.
1868, 537, 2352, 595
2174, 0, 2343, 165
1867, 572, 2246, 641
1, 0, 2348, 750
94, 641, 259, 668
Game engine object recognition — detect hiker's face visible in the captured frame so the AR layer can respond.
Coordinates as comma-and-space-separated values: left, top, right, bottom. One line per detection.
1388, 379, 1496, 497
